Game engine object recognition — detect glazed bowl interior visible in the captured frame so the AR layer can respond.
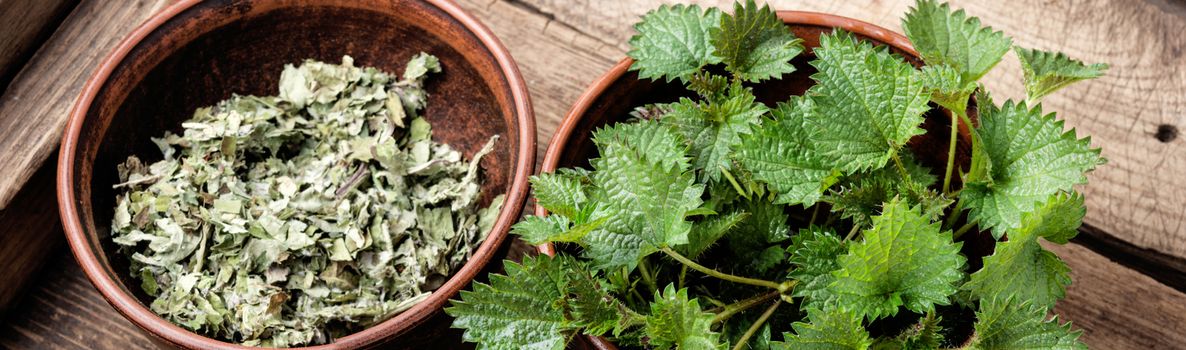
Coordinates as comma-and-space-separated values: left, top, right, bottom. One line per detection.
59, 0, 532, 348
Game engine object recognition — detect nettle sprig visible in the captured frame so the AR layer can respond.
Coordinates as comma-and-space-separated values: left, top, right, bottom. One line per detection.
448, 1, 1107, 349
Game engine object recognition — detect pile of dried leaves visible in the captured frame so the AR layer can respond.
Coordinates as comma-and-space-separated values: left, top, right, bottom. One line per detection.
111, 54, 502, 347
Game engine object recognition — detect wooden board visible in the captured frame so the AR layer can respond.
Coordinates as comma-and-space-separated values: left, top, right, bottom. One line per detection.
0, 0, 175, 209
0, 159, 62, 314
512, 0, 1186, 278
0, 0, 1185, 349
0, 0, 76, 92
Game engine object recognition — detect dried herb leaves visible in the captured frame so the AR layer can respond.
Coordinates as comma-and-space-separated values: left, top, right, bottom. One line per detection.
111, 54, 502, 347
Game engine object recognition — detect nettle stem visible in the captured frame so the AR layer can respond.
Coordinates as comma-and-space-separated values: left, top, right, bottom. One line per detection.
943, 198, 966, 231
844, 224, 862, 241
731, 300, 781, 350
891, 151, 913, 185
953, 219, 979, 239
638, 258, 659, 292
942, 109, 965, 194
711, 290, 780, 324
660, 247, 787, 291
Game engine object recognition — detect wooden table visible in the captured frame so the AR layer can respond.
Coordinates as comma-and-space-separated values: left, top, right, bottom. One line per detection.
2, 0, 1185, 349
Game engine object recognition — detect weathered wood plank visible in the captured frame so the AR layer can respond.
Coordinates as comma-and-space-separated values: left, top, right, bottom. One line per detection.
456, 0, 622, 158
0, 0, 174, 210
0, 0, 77, 92
1049, 242, 1186, 349
0, 251, 157, 349
0, 158, 62, 314
517, 0, 1186, 280
1, 0, 1184, 349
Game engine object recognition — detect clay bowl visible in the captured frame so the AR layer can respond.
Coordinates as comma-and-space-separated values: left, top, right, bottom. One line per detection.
537, 11, 982, 350
57, 0, 533, 348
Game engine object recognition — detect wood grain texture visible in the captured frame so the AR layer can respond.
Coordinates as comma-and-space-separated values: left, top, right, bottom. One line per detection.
515, 0, 1186, 280
0, 0, 77, 92
1049, 242, 1186, 349
0, 0, 174, 210
0, 157, 62, 314
0, 250, 159, 350
1, 0, 1185, 349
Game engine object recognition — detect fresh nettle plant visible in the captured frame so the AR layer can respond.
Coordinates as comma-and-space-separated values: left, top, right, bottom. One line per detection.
448, 1, 1108, 349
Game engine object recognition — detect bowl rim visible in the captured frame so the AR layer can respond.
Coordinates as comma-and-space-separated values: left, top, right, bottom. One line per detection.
534, 10, 920, 349
55, 0, 535, 348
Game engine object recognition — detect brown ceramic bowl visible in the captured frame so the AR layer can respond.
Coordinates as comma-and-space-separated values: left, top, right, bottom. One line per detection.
537, 11, 980, 350
57, 0, 533, 348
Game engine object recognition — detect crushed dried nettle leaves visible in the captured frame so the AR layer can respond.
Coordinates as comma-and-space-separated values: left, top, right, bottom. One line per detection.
110, 53, 503, 347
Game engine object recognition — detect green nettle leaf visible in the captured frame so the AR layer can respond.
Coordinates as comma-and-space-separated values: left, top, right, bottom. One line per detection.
966, 192, 1084, 309
968, 297, 1086, 350
680, 210, 749, 259
688, 71, 731, 99
449, 255, 632, 350
628, 4, 723, 83
446, 255, 575, 350
646, 284, 725, 350
826, 153, 950, 228
736, 97, 841, 206
787, 228, 846, 310
772, 308, 873, 350
531, 172, 587, 218
520, 216, 608, 246
512, 215, 569, 245
710, 0, 804, 82
964, 87, 996, 183
898, 312, 944, 350
664, 84, 768, 182
807, 30, 931, 172
562, 262, 634, 337
902, 0, 1012, 83
584, 121, 704, 270
831, 198, 966, 320
962, 101, 1103, 237
724, 198, 792, 273
1014, 46, 1109, 103
918, 64, 977, 113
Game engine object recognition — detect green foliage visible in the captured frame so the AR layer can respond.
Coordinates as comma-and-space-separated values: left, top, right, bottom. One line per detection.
447, 255, 623, 350
787, 228, 846, 309
968, 297, 1086, 349
899, 312, 944, 349
723, 198, 793, 273
903, 0, 1012, 83
454, 1, 1105, 349
826, 154, 950, 228
628, 5, 723, 83
646, 285, 726, 349
711, 0, 804, 82
962, 101, 1103, 237
966, 192, 1084, 309
736, 97, 841, 206
772, 308, 872, 350
1015, 47, 1109, 103
807, 30, 930, 172
665, 83, 768, 182
918, 64, 977, 113
831, 198, 966, 320
680, 210, 749, 259
530, 172, 587, 218
586, 120, 705, 270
